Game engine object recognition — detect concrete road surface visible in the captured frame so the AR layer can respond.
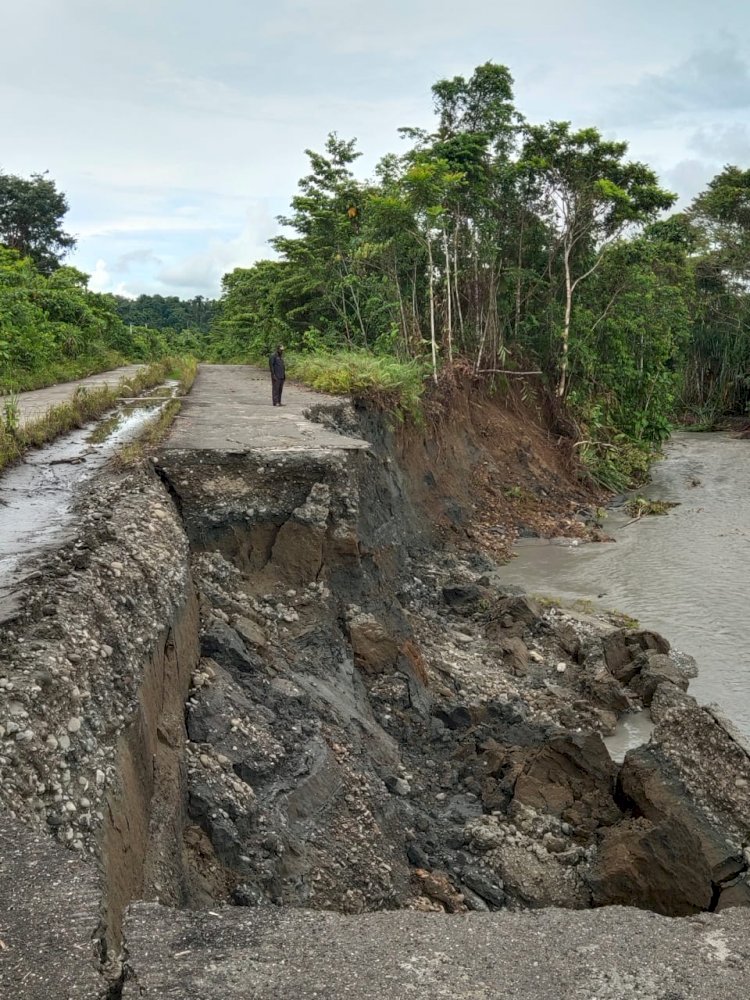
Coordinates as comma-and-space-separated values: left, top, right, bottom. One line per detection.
10, 365, 143, 428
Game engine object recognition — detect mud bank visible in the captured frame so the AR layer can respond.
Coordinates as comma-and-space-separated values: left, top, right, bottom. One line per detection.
2, 371, 750, 998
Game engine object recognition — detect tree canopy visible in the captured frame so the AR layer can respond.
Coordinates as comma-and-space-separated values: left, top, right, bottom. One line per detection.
0, 171, 76, 273
208, 62, 749, 485
3, 66, 748, 486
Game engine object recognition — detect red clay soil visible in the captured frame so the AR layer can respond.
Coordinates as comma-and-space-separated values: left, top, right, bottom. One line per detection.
395, 378, 604, 562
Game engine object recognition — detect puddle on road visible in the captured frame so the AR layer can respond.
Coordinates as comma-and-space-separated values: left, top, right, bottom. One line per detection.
85, 390, 175, 445
0, 391, 174, 616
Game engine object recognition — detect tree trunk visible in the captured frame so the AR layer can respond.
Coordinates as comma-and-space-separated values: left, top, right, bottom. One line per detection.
514, 213, 525, 340
558, 245, 573, 398
443, 227, 453, 364
393, 263, 409, 356
427, 238, 438, 383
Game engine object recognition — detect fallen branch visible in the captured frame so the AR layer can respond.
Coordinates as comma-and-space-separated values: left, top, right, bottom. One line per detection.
572, 440, 618, 450
474, 368, 543, 376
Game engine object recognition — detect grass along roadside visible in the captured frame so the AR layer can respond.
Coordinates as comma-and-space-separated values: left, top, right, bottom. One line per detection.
285, 351, 428, 422
113, 357, 198, 468
0, 349, 127, 395
0, 357, 196, 472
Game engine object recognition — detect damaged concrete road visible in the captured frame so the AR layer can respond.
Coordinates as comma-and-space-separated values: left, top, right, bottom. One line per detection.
0, 814, 101, 999
4, 363, 750, 997
161, 363, 370, 454
123, 901, 750, 1000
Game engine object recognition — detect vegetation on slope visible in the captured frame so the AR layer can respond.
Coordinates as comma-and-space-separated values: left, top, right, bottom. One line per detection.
287, 350, 428, 421
0, 357, 195, 472
208, 64, 750, 487
3, 64, 750, 490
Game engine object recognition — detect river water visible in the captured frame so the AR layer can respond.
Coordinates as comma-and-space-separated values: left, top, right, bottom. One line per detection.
498, 432, 750, 740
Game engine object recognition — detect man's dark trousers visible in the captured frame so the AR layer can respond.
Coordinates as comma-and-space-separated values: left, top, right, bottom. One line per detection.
270, 350, 286, 405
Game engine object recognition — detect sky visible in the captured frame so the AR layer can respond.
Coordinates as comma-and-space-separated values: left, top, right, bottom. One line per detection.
2, 0, 750, 299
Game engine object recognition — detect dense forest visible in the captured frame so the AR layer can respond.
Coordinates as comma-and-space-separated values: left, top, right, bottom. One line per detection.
2, 63, 749, 486
0, 171, 215, 389
212, 64, 750, 485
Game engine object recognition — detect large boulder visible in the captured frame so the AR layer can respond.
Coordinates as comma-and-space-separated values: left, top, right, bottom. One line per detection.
347, 612, 400, 675
619, 706, 750, 888
649, 681, 697, 724
201, 619, 263, 673
588, 816, 713, 915
629, 652, 689, 706
497, 595, 542, 627
232, 614, 267, 650
442, 584, 488, 615
510, 732, 621, 832
602, 629, 670, 684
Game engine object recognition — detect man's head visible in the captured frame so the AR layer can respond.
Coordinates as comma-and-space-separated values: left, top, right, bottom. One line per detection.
276, 344, 284, 354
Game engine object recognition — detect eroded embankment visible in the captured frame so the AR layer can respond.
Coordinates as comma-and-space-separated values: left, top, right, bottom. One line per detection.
2, 387, 750, 999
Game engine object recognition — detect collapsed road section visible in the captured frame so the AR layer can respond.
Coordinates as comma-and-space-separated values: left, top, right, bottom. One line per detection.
2, 364, 750, 999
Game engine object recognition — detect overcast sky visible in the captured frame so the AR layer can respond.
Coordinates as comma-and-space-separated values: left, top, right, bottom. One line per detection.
2, 0, 749, 299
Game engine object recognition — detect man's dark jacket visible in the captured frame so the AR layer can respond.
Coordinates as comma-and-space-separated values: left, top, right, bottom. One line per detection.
270, 352, 286, 380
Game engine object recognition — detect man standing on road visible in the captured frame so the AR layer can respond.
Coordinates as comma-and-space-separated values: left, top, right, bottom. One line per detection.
269, 344, 286, 406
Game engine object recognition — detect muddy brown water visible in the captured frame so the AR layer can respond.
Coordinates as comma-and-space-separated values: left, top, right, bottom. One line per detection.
499, 431, 750, 745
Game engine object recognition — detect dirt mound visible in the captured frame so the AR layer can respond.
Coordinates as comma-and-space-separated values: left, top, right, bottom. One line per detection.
390, 378, 601, 561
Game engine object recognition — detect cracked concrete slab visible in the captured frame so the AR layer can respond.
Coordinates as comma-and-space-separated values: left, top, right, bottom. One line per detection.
160, 365, 370, 454
123, 902, 750, 999
0, 814, 102, 999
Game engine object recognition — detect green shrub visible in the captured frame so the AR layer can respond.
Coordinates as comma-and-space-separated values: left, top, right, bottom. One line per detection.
286, 350, 428, 421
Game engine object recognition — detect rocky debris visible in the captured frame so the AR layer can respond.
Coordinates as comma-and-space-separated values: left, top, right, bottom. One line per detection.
497, 634, 529, 675
508, 732, 620, 831
200, 618, 263, 673
183, 552, 414, 913
618, 702, 750, 909
411, 868, 466, 912
589, 815, 713, 915
649, 679, 698, 723
122, 902, 750, 1000
495, 594, 543, 628
597, 627, 697, 709
603, 628, 670, 681
629, 651, 690, 706
0, 464, 193, 863
5, 374, 750, 1000
346, 611, 401, 674
441, 583, 489, 614
232, 615, 267, 650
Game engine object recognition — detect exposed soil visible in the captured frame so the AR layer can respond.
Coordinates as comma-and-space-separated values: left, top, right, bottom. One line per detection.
2, 366, 750, 1000
391, 378, 604, 562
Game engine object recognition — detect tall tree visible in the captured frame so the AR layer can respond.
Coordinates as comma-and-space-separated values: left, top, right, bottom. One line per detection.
689, 164, 750, 282
0, 171, 76, 273
684, 167, 750, 415
521, 124, 675, 396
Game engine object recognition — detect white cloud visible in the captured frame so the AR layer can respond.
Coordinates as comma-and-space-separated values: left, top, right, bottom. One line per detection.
605, 45, 750, 127
689, 123, 750, 164
5, 1, 750, 297
662, 159, 716, 205
76, 216, 228, 239
156, 205, 279, 293
87, 259, 134, 297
